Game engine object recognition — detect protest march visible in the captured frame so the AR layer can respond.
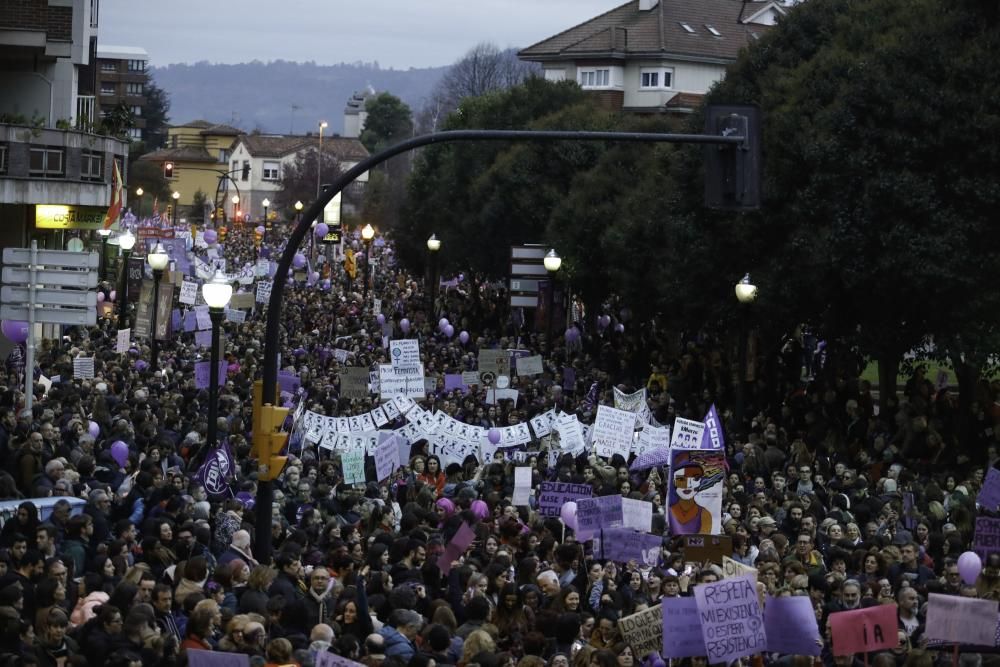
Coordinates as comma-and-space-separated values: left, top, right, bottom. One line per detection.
0, 213, 997, 667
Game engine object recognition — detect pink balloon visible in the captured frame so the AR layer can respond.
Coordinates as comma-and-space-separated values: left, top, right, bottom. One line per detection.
97, 292, 105, 303
1, 320, 29, 344
109, 290, 117, 302
400, 318, 411, 334
958, 551, 982, 585
459, 331, 470, 345
488, 428, 501, 445
560, 501, 578, 531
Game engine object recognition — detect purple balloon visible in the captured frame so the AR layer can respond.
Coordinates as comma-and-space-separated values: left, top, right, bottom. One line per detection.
400, 318, 411, 334
109, 290, 116, 302
1, 320, 29, 344
598, 315, 611, 329
488, 428, 501, 445
376, 314, 386, 325
309, 271, 320, 283
88, 421, 100, 438
444, 324, 454, 338
292, 253, 307, 270
135, 359, 148, 371
255, 225, 265, 234
110, 441, 129, 468
97, 292, 105, 303
560, 501, 578, 531
314, 223, 329, 238
958, 551, 982, 585
294, 347, 307, 357
204, 229, 218, 245
459, 331, 469, 345
565, 327, 580, 343
321, 279, 331, 290
614, 323, 625, 333
438, 317, 449, 331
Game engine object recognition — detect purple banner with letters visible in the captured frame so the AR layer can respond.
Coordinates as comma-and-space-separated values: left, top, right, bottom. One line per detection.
700, 403, 725, 450
980, 468, 1000, 511
595, 528, 661, 566
537, 481, 593, 517
576, 494, 623, 538
974, 516, 1000, 559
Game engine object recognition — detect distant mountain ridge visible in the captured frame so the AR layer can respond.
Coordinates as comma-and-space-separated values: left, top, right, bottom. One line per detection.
151, 60, 449, 135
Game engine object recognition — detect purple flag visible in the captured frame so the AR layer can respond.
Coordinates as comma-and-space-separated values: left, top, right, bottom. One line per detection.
700, 403, 725, 450
581, 381, 599, 412
630, 446, 671, 471
195, 440, 234, 500
763, 595, 821, 656
438, 522, 476, 575
195, 360, 228, 389
662, 596, 705, 659
979, 468, 1000, 511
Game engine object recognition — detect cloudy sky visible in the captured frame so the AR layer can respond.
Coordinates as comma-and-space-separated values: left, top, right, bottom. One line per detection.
99, 0, 618, 69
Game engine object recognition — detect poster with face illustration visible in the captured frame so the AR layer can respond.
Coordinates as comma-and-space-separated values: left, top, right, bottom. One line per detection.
667, 449, 726, 535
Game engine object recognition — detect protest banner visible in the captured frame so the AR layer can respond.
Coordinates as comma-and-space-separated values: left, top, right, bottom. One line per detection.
555, 412, 586, 452
529, 410, 555, 439
671, 417, 707, 450
515, 354, 544, 376
379, 364, 425, 400
634, 424, 670, 456
444, 374, 469, 394
437, 522, 477, 575
593, 405, 636, 460
316, 651, 367, 667
374, 434, 401, 481
512, 466, 532, 506
668, 449, 725, 535
179, 280, 199, 305
662, 596, 705, 659
596, 528, 661, 566
255, 280, 272, 304
622, 498, 653, 532
389, 339, 421, 368
461, 371, 480, 387
829, 604, 899, 656
614, 386, 651, 427
925, 593, 998, 646
195, 361, 228, 390
225, 308, 246, 323
341, 367, 371, 399
722, 556, 757, 580
979, 468, 1000, 511
73, 356, 95, 379
116, 328, 131, 354
619, 604, 663, 658
974, 516, 1000, 559
277, 371, 300, 395
341, 450, 366, 485
478, 349, 509, 384
188, 649, 250, 667
538, 482, 593, 517
700, 404, 725, 450
694, 574, 766, 665
229, 292, 255, 309
763, 595, 821, 656
577, 495, 623, 537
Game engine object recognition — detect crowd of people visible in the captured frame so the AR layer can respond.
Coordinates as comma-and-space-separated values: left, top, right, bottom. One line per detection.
0, 219, 997, 667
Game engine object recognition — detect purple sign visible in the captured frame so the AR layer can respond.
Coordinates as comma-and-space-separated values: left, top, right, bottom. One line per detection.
538, 482, 593, 517
184, 311, 198, 332
596, 528, 661, 566
194, 329, 212, 348
195, 440, 234, 500
763, 595, 821, 656
980, 468, 1000, 511
630, 446, 672, 472
974, 516, 1000, 560
171, 309, 182, 333
694, 574, 766, 664
195, 360, 228, 389
662, 596, 705, 659
437, 522, 476, 575
444, 374, 468, 394
577, 494, 623, 537
278, 370, 300, 394
700, 403, 725, 450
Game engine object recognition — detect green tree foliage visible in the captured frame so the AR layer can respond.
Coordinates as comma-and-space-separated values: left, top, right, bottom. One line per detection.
190, 189, 208, 223
127, 160, 170, 203
143, 82, 171, 150
360, 93, 413, 154
276, 151, 342, 218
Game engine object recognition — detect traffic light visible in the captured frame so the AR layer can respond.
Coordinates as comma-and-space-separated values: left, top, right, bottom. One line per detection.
704, 105, 760, 211
164, 162, 174, 179
252, 381, 288, 482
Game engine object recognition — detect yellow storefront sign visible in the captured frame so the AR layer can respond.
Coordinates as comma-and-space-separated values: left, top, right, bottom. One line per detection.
35, 205, 107, 230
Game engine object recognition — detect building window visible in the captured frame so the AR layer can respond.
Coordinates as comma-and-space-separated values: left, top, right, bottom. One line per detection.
578, 68, 610, 89
0, 144, 7, 174
81, 150, 104, 181
639, 67, 673, 90
100, 61, 116, 72
100, 83, 116, 95
29, 147, 64, 177
544, 69, 567, 82
242, 160, 250, 181
126, 82, 144, 96
262, 161, 280, 180
128, 128, 141, 139
128, 59, 146, 72
218, 149, 231, 163
705, 24, 722, 37
131, 106, 141, 116
679, 22, 695, 33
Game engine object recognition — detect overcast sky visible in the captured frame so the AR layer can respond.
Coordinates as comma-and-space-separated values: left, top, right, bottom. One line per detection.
99, 0, 617, 69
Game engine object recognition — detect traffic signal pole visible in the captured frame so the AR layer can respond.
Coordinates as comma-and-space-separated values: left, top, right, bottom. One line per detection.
256, 117, 759, 563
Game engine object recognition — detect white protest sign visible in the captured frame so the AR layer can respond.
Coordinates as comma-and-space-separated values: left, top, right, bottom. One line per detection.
512, 466, 532, 506
634, 424, 670, 456
225, 308, 246, 324
73, 356, 95, 379
389, 339, 421, 369
179, 280, 199, 305
621, 498, 653, 532
116, 328, 131, 354
375, 434, 401, 481
555, 413, 586, 452
342, 450, 366, 485
378, 364, 425, 400
670, 417, 707, 450
722, 556, 758, 580
925, 593, 998, 646
592, 405, 636, 460
529, 409, 556, 439
515, 355, 544, 376
255, 280, 272, 304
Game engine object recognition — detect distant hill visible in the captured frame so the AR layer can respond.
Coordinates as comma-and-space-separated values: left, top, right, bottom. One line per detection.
151, 60, 449, 135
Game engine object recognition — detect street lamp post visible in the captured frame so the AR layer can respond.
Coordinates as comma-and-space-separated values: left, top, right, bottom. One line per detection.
317, 120, 328, 199
96, 228, 111, 281
231, 194, 240, 223
203, 270, 233, 451
543, 249, 562, 344
361, 223, 375, 305
262, 197, 270, 241
427, 234, 441, 313
171, 191, 180, 226
117, 230, 136, 330
734, 273, 758, 435
135, 187, 144, 219
148, 243, 170, 371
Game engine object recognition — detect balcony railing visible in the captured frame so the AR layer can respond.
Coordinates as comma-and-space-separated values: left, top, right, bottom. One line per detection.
76, 95, 95, 130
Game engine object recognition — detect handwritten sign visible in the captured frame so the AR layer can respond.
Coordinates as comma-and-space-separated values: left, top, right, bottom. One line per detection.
619, 604, 663, 658
925, 593, 998, 646
694, 574, 766, 664
341, 367, 371, 399
670, 417, 707, 450
179, 280, 199, 305
341, 450, 366, 485
763, 595, 821, 656
555, 412, 586, 452
538, 482, 593, 517
593, 405, 636, 460
622, 498, 653, 532
255, 280, 272, 304
596, 528, 661, 566
379, 364, 425, 400
374, 434, 401, 481
577, 495, 623, 536
722, 556, 757, 580
662, 596, 705, 659
979, 468, 1000, 511
634, 424, 670, 456
515, 354, 543, 376
829, 604, 899, 656
389, 339, 421, 369
116, 328, 131, 354
974, 516, 1000, 559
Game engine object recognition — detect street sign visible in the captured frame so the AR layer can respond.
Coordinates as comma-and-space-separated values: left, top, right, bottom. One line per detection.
0, 305, 96, 326
1, 266, 98, 288
510, 262, 548, 276
510, 295, 538, 308
510, 244, 549, 310
2, 248, 99, 268
1, 286, 97, 308
510, 278, 540, 293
